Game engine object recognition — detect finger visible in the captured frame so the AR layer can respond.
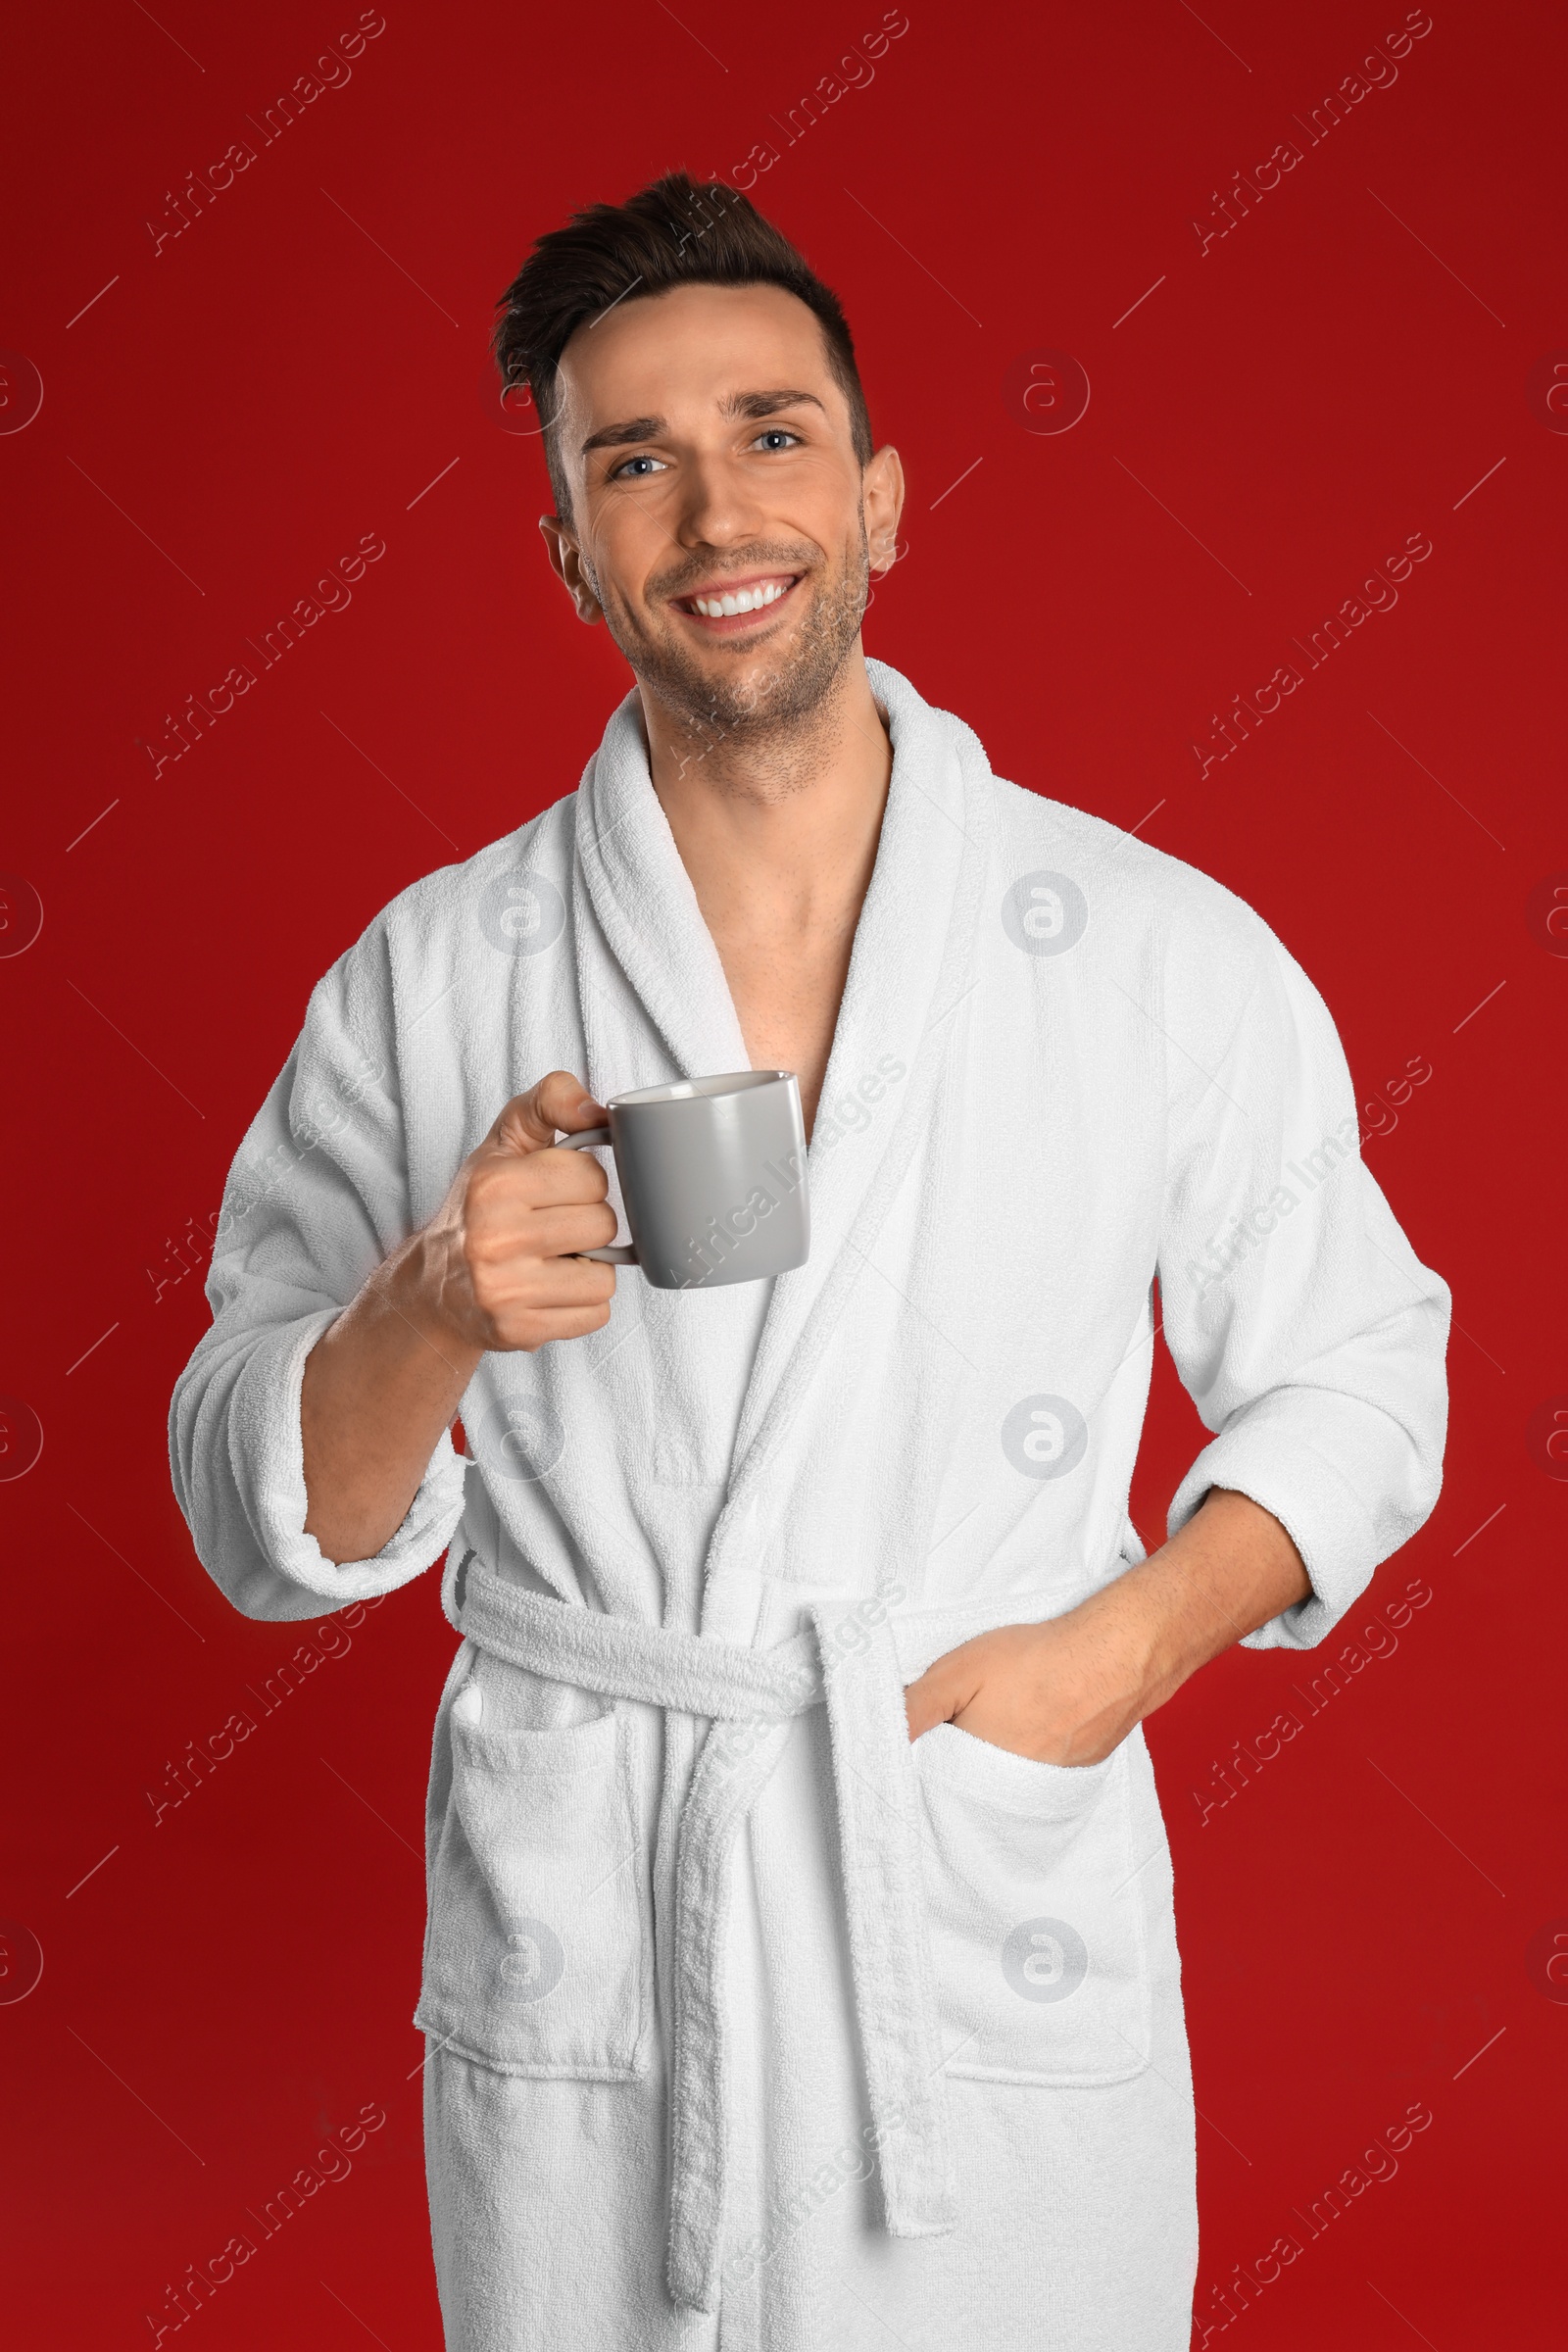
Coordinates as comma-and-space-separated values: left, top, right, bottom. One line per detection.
467, 1150, 611, 1230
471, 1200, 619, 1268
518, 1200, 620, 1258
482, 1150, 612, 1217
483, 1250, 618, 1314
523, 1147, 612, 1206
489, 1072, 607, 1157
903, 1666, 957, 1743
509, 1301, 616, 1348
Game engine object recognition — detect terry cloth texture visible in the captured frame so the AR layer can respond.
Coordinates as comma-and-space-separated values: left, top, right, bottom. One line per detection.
172, 659, 1450, 2349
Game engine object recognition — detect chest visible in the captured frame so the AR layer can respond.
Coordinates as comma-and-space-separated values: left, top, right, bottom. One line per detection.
704, 914, 860, 1138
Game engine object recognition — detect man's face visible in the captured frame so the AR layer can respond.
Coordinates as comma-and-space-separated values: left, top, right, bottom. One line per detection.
542, 282, 902, 746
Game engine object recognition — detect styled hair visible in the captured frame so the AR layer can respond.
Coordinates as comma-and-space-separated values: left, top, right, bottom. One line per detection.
492, 172, 874, 521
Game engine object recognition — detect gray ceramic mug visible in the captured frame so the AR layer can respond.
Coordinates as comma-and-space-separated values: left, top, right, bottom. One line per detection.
557, 1070, 810, 1291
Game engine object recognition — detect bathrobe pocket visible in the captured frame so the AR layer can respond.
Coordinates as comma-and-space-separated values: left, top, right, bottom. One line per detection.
416, 1700, 651, 2080
913, 1723, 1152, 2085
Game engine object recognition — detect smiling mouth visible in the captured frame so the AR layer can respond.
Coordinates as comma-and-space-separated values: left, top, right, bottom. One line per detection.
672, 571, 805, 628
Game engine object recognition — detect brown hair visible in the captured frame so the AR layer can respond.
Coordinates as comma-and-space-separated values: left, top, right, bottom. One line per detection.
492, 172, 874, 521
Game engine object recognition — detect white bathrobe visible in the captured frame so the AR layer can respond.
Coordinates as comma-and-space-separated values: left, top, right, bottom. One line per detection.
171, 659, 1449, 2351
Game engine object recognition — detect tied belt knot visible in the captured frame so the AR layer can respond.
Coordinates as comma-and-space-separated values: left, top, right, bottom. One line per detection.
446, 1554, 957, 2313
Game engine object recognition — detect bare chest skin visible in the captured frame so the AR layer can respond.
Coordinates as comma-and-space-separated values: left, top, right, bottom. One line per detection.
639, 678, 893, 1142
704, 909, 860, 1140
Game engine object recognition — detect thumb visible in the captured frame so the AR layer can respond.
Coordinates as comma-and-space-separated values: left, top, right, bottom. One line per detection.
903, 1640, 987, 1742
488, 1071, 607, 1157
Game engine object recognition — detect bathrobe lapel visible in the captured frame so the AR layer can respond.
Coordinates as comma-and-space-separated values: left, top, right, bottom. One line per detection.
566, 662, 995, 1625
571, 690, 751, 1094
686, 665, 995, 2260
709, 663, 996, 1623
726, 662, 986, 1465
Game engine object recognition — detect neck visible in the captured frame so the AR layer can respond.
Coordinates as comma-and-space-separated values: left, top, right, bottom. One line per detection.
637, 649, 893, 922
633, 649, 894, 1121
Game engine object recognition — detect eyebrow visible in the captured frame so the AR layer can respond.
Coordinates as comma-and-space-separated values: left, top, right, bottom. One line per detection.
579, 388, 827, 457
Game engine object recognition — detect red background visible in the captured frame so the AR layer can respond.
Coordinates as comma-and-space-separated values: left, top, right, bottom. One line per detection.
2, 1, 1563, 2343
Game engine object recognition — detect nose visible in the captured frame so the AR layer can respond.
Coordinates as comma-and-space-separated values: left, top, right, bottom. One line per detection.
671, 447, 768, 554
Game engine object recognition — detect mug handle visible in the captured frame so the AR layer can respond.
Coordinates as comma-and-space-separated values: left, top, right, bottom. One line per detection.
556, 1127, 638, 1265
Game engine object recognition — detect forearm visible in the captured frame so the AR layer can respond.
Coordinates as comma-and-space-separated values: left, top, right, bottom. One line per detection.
1096, 1486, 1311, 1724
298, 1072, 615, 1567
301, 1234, 480, 1566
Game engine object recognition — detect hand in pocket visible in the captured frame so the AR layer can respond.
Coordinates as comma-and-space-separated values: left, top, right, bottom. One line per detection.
904, 1611, 1142, 1768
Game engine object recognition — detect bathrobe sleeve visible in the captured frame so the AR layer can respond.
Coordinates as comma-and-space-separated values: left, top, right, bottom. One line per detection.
1156, 904, 1450, 1649
169, 920, 467, 1623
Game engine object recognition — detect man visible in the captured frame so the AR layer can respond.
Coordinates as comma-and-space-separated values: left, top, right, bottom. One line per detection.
172, 172, 1450, 2350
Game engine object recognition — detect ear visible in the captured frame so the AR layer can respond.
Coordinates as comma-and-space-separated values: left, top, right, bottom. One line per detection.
538, 514, 604, 624
863, 444, 906, 575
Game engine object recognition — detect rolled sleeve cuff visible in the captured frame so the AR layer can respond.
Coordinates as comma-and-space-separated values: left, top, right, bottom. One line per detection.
1166, 1420, 1380, 1652
231, 1308, 468, 1607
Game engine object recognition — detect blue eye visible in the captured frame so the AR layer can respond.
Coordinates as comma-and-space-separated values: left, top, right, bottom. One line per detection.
612, 453, 663, 477
756, 429, 799, 451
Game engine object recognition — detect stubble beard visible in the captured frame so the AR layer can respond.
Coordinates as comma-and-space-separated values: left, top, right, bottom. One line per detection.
587, 520, 872, 789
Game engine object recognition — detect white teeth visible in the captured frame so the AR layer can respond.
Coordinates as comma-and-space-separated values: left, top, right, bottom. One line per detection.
691, 579, 791, 618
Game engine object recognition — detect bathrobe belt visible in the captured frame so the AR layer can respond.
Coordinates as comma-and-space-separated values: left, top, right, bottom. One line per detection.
447, 1554, 958, 2314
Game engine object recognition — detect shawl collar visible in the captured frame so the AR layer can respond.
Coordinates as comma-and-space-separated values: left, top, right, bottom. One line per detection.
722, 662, 992, 1498
564, 661, 995, 1576
571, 689, 751, 1092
